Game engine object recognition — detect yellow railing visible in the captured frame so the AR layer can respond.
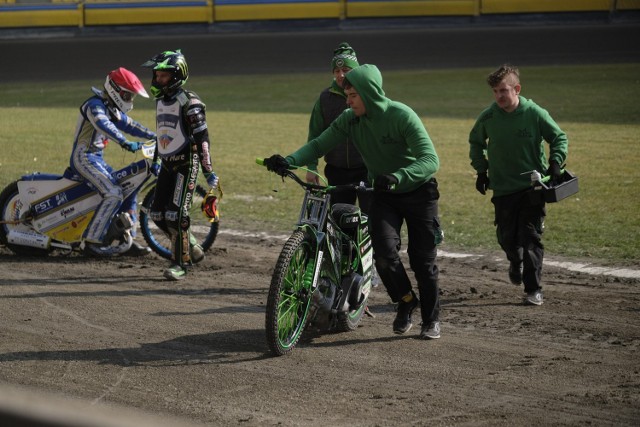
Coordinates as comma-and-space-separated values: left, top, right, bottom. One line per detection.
0, 0, 638, 29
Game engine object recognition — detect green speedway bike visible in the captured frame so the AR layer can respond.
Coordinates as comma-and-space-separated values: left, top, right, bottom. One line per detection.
257, 159, 374, 356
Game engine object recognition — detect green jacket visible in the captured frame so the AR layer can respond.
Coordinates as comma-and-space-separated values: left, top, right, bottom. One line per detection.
306, 80, 365, 171
469, 96, 568, 197
287, 64, 439, 193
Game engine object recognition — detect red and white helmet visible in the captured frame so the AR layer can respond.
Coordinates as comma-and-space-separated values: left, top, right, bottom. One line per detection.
104, 67, 149, 113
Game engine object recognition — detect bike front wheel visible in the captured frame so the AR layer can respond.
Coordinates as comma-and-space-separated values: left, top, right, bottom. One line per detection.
139, 181, 219, 260
265, 230, 315, 356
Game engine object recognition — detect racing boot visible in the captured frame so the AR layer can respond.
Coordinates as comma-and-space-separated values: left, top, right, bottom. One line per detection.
164, 264, 187, 281
121, 209, 151, 256
123, 241, 152, 257
103, 212, 134, 245
189, 232, 205, 264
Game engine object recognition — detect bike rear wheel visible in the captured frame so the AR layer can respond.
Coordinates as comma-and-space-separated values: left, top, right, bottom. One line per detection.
265, 230, 315, 356
0, 181, 50, 256
139, 181, 219, 260
337, 302, 368, 332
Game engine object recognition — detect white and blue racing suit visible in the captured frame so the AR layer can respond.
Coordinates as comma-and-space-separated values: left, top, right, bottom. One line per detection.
70, 89, 156, 244
150, 89, 217, 268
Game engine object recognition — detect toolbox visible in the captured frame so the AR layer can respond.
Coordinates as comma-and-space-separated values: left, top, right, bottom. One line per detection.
531, 170, 579, 203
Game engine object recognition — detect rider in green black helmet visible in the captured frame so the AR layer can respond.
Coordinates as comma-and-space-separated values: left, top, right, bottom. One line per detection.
142, 49, 220, 281
142, 49, 189, 99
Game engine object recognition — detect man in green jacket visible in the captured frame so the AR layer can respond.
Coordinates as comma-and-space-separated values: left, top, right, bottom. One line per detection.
469, 64, 568, 306
264, 64, 442, 339
305, 42, 371, 214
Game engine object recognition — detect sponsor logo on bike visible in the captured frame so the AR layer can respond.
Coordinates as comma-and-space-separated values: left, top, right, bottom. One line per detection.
345, 215, 358, 224
114, 169, 130, 180
56, 192, 68, 205
312, 251, 324, 290
33, 199, 53, 215
360, 239, 372, 255
60, 206, 75, 218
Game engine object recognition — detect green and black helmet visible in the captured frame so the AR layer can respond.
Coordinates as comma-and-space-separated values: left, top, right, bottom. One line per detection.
142, 49, 189, 99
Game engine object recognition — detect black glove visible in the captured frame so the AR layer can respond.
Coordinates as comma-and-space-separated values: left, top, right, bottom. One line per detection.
547, 161, 562, 183
475, 172, 489, 195
264, 155, 290, 176
374, 174, 398, 192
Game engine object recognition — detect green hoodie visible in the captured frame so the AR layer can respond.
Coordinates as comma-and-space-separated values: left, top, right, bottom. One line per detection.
287, 64, 439, 193
469, 95, 568, 197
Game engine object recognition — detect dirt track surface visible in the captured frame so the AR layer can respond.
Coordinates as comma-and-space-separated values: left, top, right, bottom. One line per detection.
1, 231, 638, 426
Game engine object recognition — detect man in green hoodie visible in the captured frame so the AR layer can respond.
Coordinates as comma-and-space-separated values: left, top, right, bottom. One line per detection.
264, 64, 442, 340
469, 64, 568, 306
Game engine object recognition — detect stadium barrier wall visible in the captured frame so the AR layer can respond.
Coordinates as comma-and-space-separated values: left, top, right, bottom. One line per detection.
0, 0, 638, 29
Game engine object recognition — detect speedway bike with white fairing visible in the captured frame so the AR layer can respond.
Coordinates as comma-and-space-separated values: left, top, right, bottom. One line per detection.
0, 141, 218, 258
257, 159, 374, 356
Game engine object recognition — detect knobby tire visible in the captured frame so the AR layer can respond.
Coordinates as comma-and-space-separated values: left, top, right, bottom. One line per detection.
337, 302, 367, 332
265, 230, 315, 356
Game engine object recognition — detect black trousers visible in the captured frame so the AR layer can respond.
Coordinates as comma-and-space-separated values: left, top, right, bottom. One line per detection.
369, 179, 440, 323
492, 190, 546, 293
324, 163, 372, 215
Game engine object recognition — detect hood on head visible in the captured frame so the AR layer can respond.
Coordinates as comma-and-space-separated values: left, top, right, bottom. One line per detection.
344, 64, 387, 117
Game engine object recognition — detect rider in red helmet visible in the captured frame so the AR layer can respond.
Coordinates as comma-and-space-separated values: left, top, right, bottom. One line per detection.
69, 67, 157, 256
104, 67, 149, 114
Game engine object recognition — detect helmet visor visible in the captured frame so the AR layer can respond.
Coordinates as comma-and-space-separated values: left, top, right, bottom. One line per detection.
120, 90, 136, 103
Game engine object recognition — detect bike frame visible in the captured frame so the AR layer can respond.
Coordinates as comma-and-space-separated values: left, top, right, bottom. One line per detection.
286, 171, 373, 313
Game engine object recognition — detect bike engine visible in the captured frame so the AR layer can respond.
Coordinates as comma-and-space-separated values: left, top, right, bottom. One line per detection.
312, 278, 336, 313
307, 278, 336, 332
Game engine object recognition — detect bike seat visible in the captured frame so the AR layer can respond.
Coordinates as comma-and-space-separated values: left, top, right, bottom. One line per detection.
63, 167, 85, 182
331, 203, 361, 230
21, 172, 64, 181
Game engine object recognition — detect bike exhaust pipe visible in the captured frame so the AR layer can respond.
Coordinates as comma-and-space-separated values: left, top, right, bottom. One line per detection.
7, 229, 50, 249
312, 278, 335, 312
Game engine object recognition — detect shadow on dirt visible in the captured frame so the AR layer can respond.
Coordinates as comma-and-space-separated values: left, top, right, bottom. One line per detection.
0, 329, 270, 367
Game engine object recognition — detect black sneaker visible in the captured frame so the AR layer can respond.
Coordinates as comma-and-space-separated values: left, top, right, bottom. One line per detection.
523, 290, 544, 306
420, 321, 441, 340
508, 261, 522, 285
123, 241, 151, 257
392, 291, 419, 334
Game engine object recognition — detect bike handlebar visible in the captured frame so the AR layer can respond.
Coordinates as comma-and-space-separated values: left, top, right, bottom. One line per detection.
256, 157, 372, 193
